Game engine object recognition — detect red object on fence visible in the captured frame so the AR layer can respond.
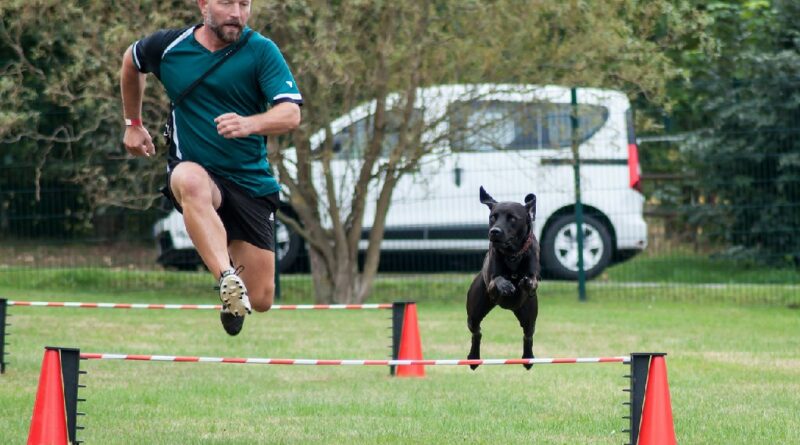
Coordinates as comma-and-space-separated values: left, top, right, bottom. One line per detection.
628, 143, 642, 191
395, 303, 424, 377
27, 349, 69, 445
638, 355, 676, 445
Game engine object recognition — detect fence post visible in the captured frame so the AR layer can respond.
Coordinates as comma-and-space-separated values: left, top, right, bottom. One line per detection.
571, 87, 587, 301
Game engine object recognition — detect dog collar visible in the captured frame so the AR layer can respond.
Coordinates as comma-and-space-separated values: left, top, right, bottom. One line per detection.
508, 231, 534, 262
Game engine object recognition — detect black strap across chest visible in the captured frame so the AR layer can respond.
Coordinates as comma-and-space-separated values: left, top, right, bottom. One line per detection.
172, 29, 253, 108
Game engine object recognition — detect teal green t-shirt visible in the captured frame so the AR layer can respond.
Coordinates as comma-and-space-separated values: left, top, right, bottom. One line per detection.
132, 25, 302, 196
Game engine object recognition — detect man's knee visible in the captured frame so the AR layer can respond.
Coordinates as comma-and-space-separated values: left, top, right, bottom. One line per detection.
171, 163, 212, 203
252, 299, 273, 313
251, 283, 275, 313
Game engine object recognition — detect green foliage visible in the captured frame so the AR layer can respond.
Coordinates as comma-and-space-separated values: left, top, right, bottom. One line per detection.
0, 1, 195, 237
679, 0, 800, 265
1, 1, 705, 300
257, 0, 698, 302
1, 0, 690, 210
0, 165, 89, 237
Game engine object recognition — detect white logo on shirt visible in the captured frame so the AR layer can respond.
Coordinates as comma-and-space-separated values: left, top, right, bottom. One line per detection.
286, 81, 293, 88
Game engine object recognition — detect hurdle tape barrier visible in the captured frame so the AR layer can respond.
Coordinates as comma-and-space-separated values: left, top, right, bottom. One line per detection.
33, 347, 673, 444
6, 300, 393, 310
78, 353, 630, 366
0, 299, 412, 375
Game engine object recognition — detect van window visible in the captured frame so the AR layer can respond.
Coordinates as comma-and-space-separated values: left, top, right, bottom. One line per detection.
448, 100, 609, 152
332, 109, 423, 160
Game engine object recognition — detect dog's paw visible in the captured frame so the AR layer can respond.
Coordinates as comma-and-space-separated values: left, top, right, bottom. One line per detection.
519, 277, 537, 292
523, 353, 535, 371
468, 352, 480, 371
496, 278, 516, 297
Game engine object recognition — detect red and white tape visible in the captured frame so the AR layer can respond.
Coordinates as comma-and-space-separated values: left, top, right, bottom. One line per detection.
7, 301, 392, 310
79, 354, 630, 366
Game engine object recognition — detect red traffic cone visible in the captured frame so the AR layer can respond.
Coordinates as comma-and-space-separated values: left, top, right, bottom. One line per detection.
27, 349, 69, 445
395, 303, 424, 377
638, 355, 676, 445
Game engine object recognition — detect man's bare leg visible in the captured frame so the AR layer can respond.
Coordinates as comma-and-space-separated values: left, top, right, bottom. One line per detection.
229, 240, 275, 313
169, 162, 229, 278
169, 162, 251, 334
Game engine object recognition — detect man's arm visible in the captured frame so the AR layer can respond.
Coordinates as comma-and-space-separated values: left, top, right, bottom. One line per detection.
120, 45, 156, 157
214, 102, 301, 139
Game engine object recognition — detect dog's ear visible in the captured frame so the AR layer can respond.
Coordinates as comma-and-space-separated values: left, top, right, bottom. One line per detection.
524, 193, 536, 220
480, 186, 497, 209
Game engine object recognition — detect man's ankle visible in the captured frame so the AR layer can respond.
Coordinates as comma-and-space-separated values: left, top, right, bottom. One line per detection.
219, 265, 244, 280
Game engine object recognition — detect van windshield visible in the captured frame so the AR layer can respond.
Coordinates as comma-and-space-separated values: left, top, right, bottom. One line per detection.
448, 100, 608, 152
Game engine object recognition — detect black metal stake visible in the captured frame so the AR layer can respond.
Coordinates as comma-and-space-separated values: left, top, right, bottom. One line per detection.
624, 352, 665, 445
0, 299, 8, 374
47, 347, 84, 444
389, 301, 408, 376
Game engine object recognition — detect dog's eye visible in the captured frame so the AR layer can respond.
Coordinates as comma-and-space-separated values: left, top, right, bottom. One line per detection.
490, 215, 497, 222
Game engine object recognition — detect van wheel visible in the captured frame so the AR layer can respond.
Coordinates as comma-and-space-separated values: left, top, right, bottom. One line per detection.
275, 218, 301, 273
541, 214, 612, 280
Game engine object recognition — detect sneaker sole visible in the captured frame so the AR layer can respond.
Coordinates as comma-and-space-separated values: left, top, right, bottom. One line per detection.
219, 276, 252, 317
220, 311, 245, 336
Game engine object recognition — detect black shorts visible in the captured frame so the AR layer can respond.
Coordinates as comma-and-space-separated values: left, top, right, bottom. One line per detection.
163, 167, 278, 251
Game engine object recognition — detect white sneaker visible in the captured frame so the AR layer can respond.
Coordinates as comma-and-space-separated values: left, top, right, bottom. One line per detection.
218, 268, 252, 317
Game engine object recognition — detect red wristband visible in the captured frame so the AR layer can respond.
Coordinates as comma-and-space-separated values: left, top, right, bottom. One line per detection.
125, 118, 143, 127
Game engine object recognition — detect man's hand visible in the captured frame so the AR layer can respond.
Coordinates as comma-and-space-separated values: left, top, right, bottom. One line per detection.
215, 113, 256, 139
123, 126, 156, 157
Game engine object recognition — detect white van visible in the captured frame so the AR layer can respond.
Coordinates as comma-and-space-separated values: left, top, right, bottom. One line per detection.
154, 84, 647, 279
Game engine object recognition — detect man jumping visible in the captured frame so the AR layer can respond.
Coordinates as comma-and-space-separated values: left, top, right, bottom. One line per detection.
120, 0, 302, 335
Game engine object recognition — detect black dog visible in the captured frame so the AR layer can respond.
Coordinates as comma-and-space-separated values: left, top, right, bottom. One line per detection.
467, 186, 540, 370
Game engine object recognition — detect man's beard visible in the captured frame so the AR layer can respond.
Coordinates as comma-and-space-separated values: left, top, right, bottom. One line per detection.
206, 15, 242, 44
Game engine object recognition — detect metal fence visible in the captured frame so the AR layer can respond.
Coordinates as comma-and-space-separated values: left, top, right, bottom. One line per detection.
2, 89, 799, 306
1, 166, 797, 306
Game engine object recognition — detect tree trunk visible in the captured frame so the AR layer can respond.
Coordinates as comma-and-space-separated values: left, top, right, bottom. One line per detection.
308, 248, 334, 304
309, 244, 362, 304
262, 0, 681, 306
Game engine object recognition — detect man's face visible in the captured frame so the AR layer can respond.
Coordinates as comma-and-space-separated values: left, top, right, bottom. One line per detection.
202, 0, 251, 44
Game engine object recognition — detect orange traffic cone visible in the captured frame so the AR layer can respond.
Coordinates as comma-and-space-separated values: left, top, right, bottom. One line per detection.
638, 355, 676, 445
395, 302, 424, 377
28, 348, 69, 445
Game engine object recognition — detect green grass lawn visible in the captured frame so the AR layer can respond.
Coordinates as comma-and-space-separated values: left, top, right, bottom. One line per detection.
1, 280, 799, 444
605, 251, 800, 285
2, 257, 799, 307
